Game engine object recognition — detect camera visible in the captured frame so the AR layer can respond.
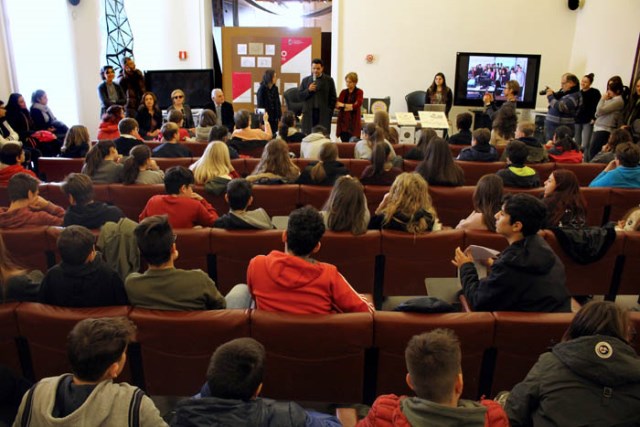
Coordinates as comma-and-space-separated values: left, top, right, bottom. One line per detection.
539, 86, 550, 96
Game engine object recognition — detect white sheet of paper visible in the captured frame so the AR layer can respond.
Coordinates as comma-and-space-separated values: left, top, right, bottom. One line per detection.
237, 44, 247, 55
265, 44, 275, 55
241, 56, 256, 68
257, 57, 272, 68
395, 112, 417, 126
418, 111, 449, 129
425, 278, 462, 303
363, 114, 375, 123
253, 82, 261, 92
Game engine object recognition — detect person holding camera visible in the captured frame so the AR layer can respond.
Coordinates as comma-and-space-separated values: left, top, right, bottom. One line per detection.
543, 73, 582, 142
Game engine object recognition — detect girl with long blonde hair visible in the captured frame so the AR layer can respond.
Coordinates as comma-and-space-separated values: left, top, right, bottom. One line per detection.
248, 139, 300, 183
190, 141, 239, 194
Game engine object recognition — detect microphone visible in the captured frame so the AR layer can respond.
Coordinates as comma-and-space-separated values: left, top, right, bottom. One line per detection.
312, 74, 316, 83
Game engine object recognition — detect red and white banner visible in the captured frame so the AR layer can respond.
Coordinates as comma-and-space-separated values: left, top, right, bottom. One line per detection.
232, 72, 252, 103
280, 37, 312, 75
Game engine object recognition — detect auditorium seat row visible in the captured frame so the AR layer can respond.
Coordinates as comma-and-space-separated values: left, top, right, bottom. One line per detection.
2, 227, 638, 305
2, 302, 639, 403
4, 180, 634, 228
38, 154, 606, 186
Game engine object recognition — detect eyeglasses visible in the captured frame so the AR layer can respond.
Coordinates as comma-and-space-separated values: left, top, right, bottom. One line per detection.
173, 95, 184, 99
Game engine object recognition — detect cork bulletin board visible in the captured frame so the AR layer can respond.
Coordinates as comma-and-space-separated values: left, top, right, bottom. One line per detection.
221, 27, 322, 112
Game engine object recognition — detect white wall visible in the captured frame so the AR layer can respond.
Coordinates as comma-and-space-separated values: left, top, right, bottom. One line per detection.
333, 0, 578, 120
569, 0, 640, 90
0, 3, 13, 99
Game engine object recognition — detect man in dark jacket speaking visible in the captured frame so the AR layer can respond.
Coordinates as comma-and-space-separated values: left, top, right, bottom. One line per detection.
452, 193, 571, 312
299, 58, 337, 135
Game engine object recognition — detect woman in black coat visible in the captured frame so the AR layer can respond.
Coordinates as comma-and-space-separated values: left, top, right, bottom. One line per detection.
256, 69, 281, 136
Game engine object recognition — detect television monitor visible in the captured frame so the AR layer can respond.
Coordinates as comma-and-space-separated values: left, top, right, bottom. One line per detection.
453, 52, 541, 109
145, 69, 214, 110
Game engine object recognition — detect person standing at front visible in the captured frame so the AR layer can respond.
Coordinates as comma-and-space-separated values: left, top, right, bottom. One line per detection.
299, 58, 337, 135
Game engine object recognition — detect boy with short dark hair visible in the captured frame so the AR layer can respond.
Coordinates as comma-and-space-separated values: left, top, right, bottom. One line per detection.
452, 193, 570, 312
139, 166, 219, 229
0, 173, 64, 228
62, 173, 124, 228
247, 206, 373, 314
213, 178, 274, 230
589, 142, 640, 188
0, 143, 37, 182
503, 121, 548, 163
13, 317, 167, 426
448, 112, 473, 145
457, 128, 498, 162
125, 215, 226, 311
38, 225, 128, 307
496, 140, 541, 188
153, 121, 192, 158
172, 337, 340, 426
354, 329, 508, 426
113, 117, 143, 156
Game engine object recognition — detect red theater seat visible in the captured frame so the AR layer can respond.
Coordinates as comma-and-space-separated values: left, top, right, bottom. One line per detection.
374, 311, 495, 400
381, 229, 464, 296
1, 227, 51, 272
542, 229, 623, 296
209, 229, 282, 294
173, 228, 213, 273
609, 189, 640, 223
15, 303, 131, 380
299, 185, 332, 209
581, 187, 610, 226
38, 157, 84, 182
250, 310, 373, 403
153, 157, 194, 170
429, 186, 475, 227
251, 185, 299, 216
462, 229, 509, 254
109, 184, 165, 220
528, 162, 555, 183
490, 311, 574, 395
555, 163, 606, 187
130, 308, 251, 396
456, 161, 505, 185
0, 302, 22, 376
348, 159, 371, 177
618, 231, 640, 296
363, 185, 388, 215
337, 143, 356, 158
315, 231, 381, 294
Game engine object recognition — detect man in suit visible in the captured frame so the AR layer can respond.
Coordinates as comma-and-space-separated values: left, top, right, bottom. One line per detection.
299, 58, 337, 135
206, 89, 235, 133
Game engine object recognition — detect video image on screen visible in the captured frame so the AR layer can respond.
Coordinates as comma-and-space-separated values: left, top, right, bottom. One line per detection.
466, 56, 528, 101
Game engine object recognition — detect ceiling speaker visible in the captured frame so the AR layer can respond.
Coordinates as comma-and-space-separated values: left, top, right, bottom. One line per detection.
568, 0, 579, 10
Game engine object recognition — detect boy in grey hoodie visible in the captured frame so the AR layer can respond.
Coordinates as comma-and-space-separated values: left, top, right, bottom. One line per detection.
213, 178, 275, 230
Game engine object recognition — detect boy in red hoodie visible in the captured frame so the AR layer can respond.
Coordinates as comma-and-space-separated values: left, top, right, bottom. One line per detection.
0, 143, 38, 183
0, 173, 64, 228
247, 205, 373, 314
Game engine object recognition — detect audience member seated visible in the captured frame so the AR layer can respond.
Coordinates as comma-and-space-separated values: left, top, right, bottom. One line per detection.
139, 166, 218, 228
208, 124, 239, 160
501, 121, 548, 163
616, 206, 640, 232
247, 139, 300, 184
113, 117, 143, 156
351, 329, 508, 427
96, 105, 124, 141
456, 174, 502, 231
167, 88, 195, 130
448, 112, 473, 145
360, 141, 402, 185
204, 89, 235, 133
589, 142, 640, 188
369, 172, 442, 232
590, 128, 633, 164
0, 100, 21, 147
126, 215, 226, 310
355, 123, 398, 161
0, 233, 43, 303
496, 140, 541, 188
374, 110, 399, 145
277, 110, 305, 143
300, 125, 332, 159
136, 91, 163, 140
213, 178, 274, 230
247, 206, 373, 314
62, 173, 124, 228
152, 123, 193, 158
416, 137, 465, 186
5, 93, 35, 143
404, 128, 436, 161
171, 337, 339, 427
452, 193, 570, 312
13, 317, 166, 425
489, 102, 517, 147
546, 125, 583, 163
297, 142, 349, 186
81, 139, 124, 184
97, 65, 126, 116
543, 170, 586, 228
0, 143, 37, 182
505, 301, 640, 426
60, 125, 90, 158
30, 89, 69, 143
457, 128, 498, 162
195, 109, 217, 143
160, 109, 191, 142
321, 176, 370, 235
231, 109, 272, 141
0, 173, 64, 228
122, 145, 164, 185
39, 225, 128, 307
190, 141, 240, 195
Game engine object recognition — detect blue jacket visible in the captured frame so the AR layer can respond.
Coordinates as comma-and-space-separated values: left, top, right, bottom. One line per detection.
589, 166, 640, 188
